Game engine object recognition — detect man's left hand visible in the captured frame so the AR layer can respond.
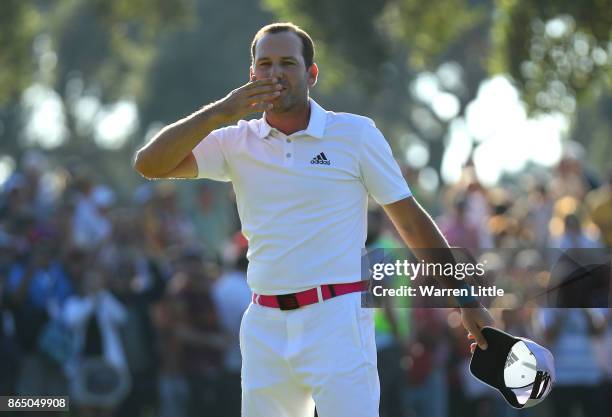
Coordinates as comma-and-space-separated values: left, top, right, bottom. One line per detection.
461, 303, 494, 353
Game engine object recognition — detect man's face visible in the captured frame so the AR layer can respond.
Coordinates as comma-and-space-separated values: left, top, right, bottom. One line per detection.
251, 31, 316, 113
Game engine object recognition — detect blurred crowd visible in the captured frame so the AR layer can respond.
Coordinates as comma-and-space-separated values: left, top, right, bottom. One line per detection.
0, 145, 610, 417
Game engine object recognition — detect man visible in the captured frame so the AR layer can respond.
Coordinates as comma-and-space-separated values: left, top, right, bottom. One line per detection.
134, 22, 492, 417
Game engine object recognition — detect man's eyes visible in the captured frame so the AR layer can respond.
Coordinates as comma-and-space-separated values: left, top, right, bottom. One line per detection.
257, 61, 296, 66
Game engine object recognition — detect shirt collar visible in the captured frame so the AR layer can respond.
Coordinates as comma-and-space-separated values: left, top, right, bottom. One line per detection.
257, 98, 327, 140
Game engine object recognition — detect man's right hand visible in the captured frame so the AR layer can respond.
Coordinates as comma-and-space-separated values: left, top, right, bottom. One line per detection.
134, 77, 282, 179
215, 77, 283, 122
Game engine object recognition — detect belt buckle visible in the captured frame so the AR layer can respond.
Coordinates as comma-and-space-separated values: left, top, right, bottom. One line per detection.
276, 293, 299, 310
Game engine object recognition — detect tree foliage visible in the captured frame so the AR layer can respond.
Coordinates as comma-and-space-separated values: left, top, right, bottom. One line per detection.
0, 0, 191, 106
491, 0, 612, 114
378, 0, 485, 69
0, 1, 40, 103
51, 0, 192, 102
0, 0, 193, 197
489, 0, 612, 170
1, 0, 611, 185
139, 0, 272, 128
265, 0, 611, 115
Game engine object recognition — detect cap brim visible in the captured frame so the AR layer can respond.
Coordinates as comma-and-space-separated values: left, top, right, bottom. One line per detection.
470, 327, 524, 408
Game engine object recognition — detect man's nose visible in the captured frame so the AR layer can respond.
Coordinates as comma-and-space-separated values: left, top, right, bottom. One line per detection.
270, 63, 283, 78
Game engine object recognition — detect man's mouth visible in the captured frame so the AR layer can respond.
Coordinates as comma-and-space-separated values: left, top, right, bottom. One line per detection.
273, 87, 288, 99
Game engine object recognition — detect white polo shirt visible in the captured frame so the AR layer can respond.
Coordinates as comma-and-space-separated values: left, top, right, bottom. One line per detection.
193, 99, 411, 294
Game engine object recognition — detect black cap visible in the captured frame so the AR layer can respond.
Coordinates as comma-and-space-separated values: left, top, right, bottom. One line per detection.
470, 327, 555, 408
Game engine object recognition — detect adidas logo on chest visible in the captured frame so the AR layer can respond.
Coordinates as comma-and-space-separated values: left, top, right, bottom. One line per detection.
310, 152, 331, 165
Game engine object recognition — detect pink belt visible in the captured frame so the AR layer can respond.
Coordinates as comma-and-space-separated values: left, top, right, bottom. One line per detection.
252, 280, 368, 310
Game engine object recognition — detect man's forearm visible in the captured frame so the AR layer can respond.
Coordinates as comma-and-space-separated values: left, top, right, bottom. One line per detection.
384, 199, 493, 347
134, 103, 228, 177
384, 198, 480, 300
134, 77, 282, 177
395, 217, 468, 288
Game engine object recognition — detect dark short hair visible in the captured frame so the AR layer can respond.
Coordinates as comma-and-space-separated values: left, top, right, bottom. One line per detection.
251, 22, 315, 69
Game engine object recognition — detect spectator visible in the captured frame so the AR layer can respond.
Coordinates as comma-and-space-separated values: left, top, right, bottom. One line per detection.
0, 173, 32, 221
63, 268, 130, 417
4, 236, 73, 398
401, 309, 449, 417
1, 143, 610, 417
460, 166, 494, 248
155, 251, 227, 417
525, 183, 554, 249
365, 207, 407, 417
587, 170, 612, 248
142, 184, 195, 255
72, 180, 114, 251
212, 233, 252, 417
109, 251, 167, 417
551, 142, 599, 200
153, 281, 191, 417
446, 310, 496, 417
437, 195, 481, 249
538, 308, 606, 417
0, 265, 20, 396
555, 214, 602, 249
593, 309, 611, 412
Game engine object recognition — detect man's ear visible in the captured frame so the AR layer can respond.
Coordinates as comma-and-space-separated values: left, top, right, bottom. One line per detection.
307, 63, 319, 87
249, 66, 255, 81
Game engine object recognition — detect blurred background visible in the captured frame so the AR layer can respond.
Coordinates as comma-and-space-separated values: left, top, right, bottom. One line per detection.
0, 0, 610, 417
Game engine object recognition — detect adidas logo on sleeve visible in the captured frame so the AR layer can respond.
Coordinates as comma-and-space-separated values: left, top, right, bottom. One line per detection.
310, 152, 331, 165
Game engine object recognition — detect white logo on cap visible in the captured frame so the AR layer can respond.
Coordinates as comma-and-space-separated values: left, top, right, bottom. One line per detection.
504, 341, 538, 388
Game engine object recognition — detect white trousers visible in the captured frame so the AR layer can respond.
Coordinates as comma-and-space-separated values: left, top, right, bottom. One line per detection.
240, 291, 380, 417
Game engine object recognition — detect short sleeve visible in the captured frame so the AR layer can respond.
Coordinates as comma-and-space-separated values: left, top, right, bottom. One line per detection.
192, 129, 231, 182
358, 120, 411, 205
